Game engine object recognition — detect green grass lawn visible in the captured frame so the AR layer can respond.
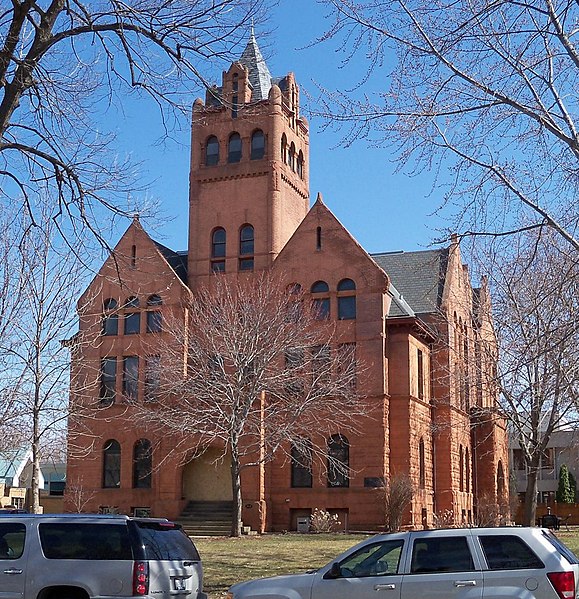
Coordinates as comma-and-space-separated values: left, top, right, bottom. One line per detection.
195, 533, 368, 598
195, 528, 579, 599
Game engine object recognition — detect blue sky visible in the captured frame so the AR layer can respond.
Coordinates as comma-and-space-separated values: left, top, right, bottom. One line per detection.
111, 2, 446, 255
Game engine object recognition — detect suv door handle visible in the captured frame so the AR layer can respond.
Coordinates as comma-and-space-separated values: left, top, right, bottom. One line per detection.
374, 583, 396, 590
454, 580, 477, 587
3, 569, 23, 575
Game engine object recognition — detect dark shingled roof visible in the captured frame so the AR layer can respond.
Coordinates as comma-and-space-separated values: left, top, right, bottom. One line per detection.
238, 31, 272, 101
154, 242, 188, 283
371, 249, 449, 317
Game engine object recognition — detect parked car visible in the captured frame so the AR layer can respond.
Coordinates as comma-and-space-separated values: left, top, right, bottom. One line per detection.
227, 527, 579, 599
0, 513, 206, 599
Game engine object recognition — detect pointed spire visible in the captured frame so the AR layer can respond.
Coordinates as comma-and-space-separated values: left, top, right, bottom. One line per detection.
238, 28, 272, 101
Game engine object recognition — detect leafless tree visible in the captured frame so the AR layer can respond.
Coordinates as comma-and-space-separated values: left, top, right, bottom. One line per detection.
131, 273, 366, 536
0, 207, 89, 512
316, 0, 579, 250
381, 472, 414, 532
483, 231, 579, 525
0, 1, 267, 245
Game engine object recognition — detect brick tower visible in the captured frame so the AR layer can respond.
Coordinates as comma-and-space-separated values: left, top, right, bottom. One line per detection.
187, 31, 310, 284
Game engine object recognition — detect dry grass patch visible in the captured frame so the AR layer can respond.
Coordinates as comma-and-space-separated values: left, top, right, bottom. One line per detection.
195, 533, 368, 598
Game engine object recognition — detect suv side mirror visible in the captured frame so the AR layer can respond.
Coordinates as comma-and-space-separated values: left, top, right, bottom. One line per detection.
324, 562, 341, 580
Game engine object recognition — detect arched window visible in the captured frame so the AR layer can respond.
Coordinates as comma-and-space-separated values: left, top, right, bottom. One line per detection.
102, 298, 118, 336
297, 151, 304, 178
133, 439, 152, 488
291, 440, 312, 488
250, 130, 265, 160
497, 460, 505, 499
281, 134, 287, 164
124, 296, 140, 335
327, 434, 349, 488
239, 224, 254, 271
311, 280, 330, 320
289, 142, 296, 171
228, 132, 242, 163
286, 283, 303, 322
419, 438, 426, 489
146, 294, 162, 333
337, 278, 356, 320
103, 439, 121, 488
205, 135, 219, 166
211, 228, 226, 272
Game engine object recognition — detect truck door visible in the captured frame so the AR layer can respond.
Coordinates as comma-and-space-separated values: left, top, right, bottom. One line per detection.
0, 521, 27, 599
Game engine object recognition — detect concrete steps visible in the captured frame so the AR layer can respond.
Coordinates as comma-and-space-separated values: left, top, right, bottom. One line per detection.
176, 500, 233, 536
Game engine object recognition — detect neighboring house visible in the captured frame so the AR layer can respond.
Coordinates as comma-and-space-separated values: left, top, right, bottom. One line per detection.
0, 448, 34, 509
65, 32, 509, 531
510, 429, 579, 505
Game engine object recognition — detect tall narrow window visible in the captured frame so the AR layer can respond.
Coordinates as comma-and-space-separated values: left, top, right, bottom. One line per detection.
338, 343, 357, 389
145, 355, 160, 402
316, 226, 322, 250
281, 134, 287, 164
211, 228, 226, 272
311, 281, 330, 319
312, 344, 331, 391
133, 439, 152, 488
146, 294, 162, 333
232, 73, 239, 118
337, 278, 356, 320
102, 298, 118, 336
291, 440, 312, 488
122, 356, 139, 400
465, 448, 470, 493
250, 130, 265, 160
103, 439, 121, 488
131, 245, 137, 269
100, 357, 117, 406
239, 224, 254, 271
124, 296, 140, 335
205, 135, 219, 166
228, 132, 242, 163
327, 434, 349, 488
286, 283, 303, 322
459, 445, 464, 492
297, 151, 304, 178
417, 349, 424, 399
419, 438, 426, 489
289, 142, 296, 171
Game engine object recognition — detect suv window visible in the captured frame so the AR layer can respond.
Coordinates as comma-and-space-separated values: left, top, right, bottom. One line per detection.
543, 530, 579, 565
0, 523, 25, 559
136, 521, 200, 561
337, 540, 404, 577
39, 523, 133, 560
411, 537, 474, 573
479, 535, 544, 570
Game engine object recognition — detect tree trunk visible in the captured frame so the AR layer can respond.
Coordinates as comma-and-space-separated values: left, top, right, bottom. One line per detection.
523, 467, 539, 526
31, 424, 40, 514
230, 445, 243, 537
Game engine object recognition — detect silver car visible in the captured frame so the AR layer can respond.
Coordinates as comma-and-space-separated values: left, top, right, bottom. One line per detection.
227, 527, 579, 599
0, 513, 207, 599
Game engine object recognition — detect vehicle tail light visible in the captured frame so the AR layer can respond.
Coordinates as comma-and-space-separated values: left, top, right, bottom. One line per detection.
547, 571, 575, 599
133, 560, 149, 596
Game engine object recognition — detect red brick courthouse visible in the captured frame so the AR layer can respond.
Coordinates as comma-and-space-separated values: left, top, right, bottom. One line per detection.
66, 33, 508, 531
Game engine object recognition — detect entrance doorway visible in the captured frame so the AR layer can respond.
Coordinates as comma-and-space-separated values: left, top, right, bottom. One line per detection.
182, 448, 232, 501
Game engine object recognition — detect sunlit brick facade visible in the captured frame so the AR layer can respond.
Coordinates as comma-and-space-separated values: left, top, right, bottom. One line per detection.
66, 33, 509, 531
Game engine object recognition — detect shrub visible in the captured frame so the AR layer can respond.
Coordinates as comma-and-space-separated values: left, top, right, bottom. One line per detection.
310, 508, 341, 533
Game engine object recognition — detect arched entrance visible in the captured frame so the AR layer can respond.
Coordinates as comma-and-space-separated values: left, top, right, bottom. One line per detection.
182, 447, 232, 501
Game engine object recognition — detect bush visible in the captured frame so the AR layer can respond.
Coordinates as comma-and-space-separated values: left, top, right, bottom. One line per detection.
310, 508, 341, 533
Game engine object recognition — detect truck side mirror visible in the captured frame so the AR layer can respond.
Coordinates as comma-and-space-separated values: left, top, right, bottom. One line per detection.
323, 562, 342, 580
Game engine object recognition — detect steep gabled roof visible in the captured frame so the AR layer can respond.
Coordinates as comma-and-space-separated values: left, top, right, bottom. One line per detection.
372, 249, 448, 316
238, 30, 273, 101
153, 242, 188, 284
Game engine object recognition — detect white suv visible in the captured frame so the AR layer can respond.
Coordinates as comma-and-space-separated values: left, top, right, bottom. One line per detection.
227, 527, 579, 599
0, 513, 207, 599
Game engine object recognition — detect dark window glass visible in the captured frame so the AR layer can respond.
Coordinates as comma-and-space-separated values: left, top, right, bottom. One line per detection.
289, 142, 296, 171
145, 355, 160, 402
291, 441, 312, 488
297, 151, 304, 178
206, 135, 219, 166
125, 296, 139, 308
103, 439, 121, 488
49, 481, 65, 496
39, 523, 132, 560
311, 281, 329, 293
338, 296, 356, 320
133, 439, 152, 488
100, 358, 116, 405
239, 258, 254, 271
212, 228, 226, 258
136, 521, 200, 560
251, 130, 265, 160
124, 312, 140, 335
411, 536, 474, 573
123, 356, 139, 400
336, 540, 404, 578
480, 535, 544, 570
228, 133, 242, 163
419, 438, 426, 489
337, 278, 356, 291
240, 225, 254, 255
338, 343, 356, 389
146, 310, 162, 333
313, 298, 330, 320
212, 260, 225, 272
103, 298, 118, 336
147, 294, 162, 306
327, 434, 349, 488
281, 134, 287, 163
0, 523, 26, 559
417, 349, 424, 399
